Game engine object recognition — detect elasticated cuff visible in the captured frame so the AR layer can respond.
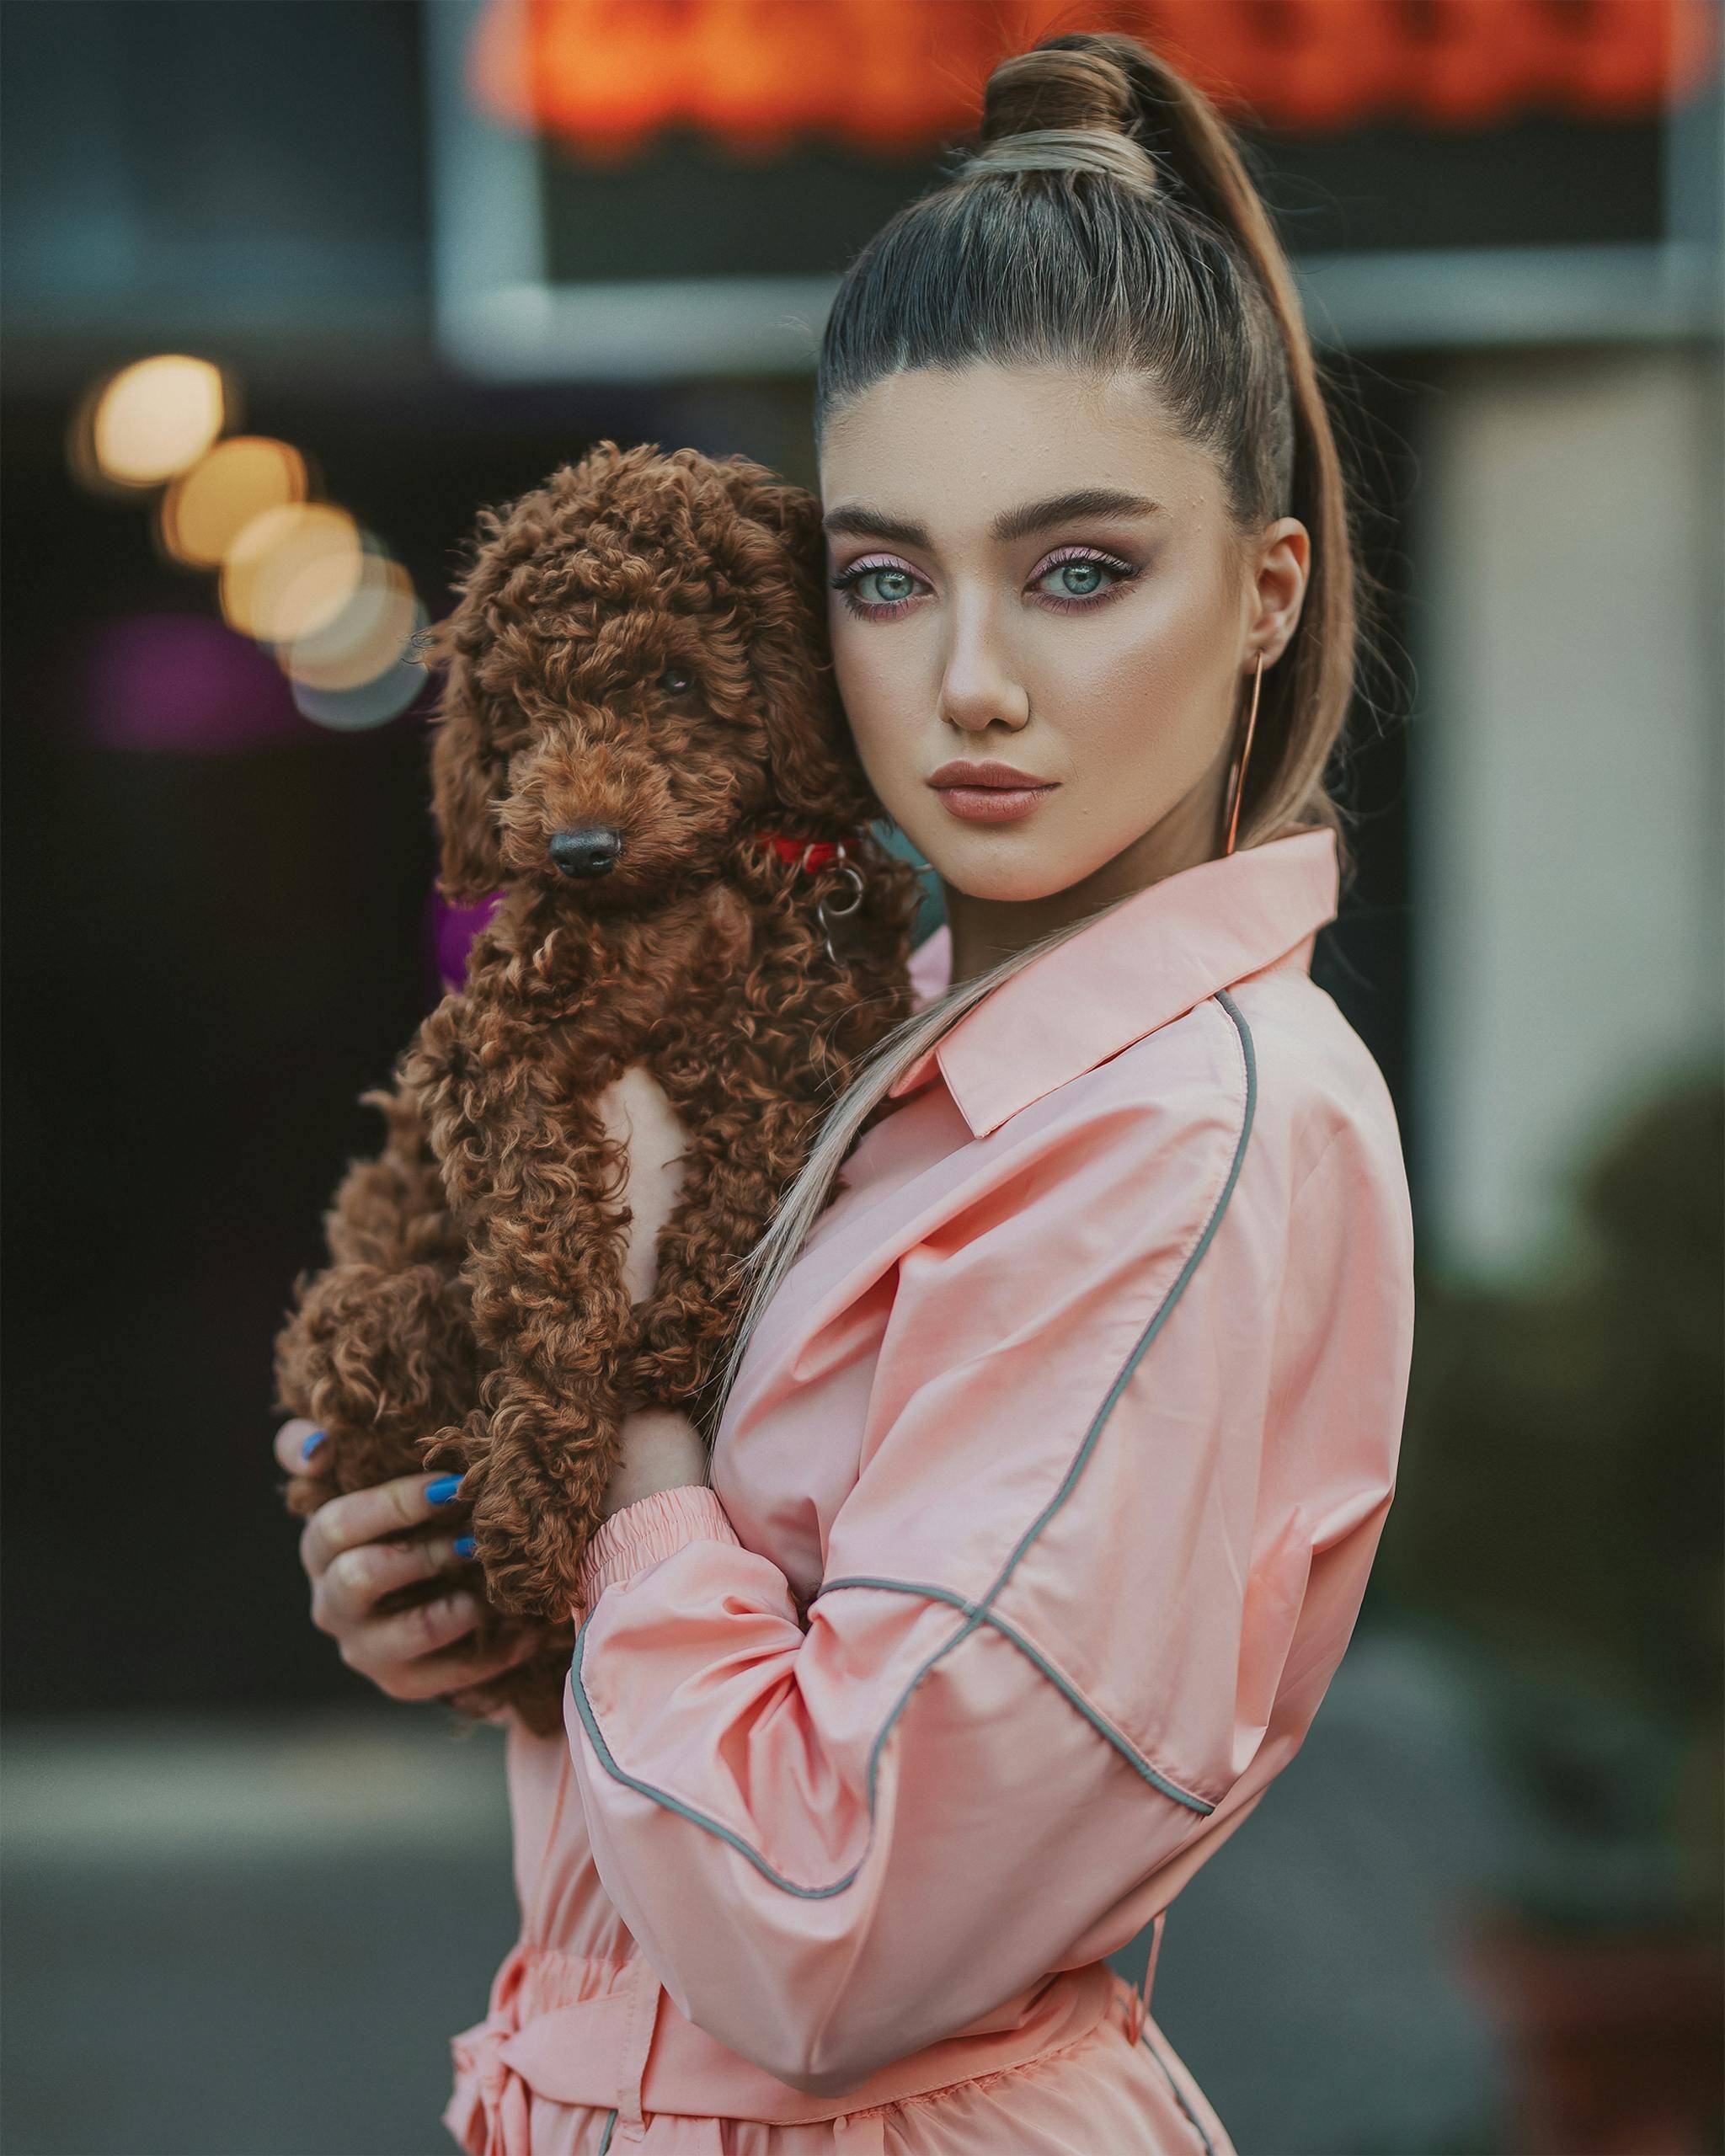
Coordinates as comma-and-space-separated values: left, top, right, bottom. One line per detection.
574, 1483, 741, 1614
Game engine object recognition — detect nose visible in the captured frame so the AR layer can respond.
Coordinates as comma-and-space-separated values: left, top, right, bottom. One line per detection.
548, 825, 623, 878
937, 596, 1031, 734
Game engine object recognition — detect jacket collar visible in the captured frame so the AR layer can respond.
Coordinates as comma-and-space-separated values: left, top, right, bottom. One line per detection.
885, 825, 1340, 1138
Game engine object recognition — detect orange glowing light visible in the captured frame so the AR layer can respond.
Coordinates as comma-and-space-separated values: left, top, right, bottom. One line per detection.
472, 0, 1720, 156
159, 436, 309, 569
220, 503, 365, 644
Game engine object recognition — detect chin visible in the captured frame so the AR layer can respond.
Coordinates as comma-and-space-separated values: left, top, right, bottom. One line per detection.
922, 846, 1091, 906
896, 794, 1107, 905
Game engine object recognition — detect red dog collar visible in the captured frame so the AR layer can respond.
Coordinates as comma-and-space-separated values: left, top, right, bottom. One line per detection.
750, 831, 858, 873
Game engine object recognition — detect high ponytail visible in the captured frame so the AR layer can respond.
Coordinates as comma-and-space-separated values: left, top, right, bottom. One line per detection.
711, 29, 1381, 1428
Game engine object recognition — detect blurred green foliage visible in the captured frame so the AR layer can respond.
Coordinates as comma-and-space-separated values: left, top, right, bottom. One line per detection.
1376, 1070, 1724, 1929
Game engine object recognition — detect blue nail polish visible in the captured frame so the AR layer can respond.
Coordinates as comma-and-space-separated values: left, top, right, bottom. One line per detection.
302, 1430, 327, 1463
425, 1473, 463, 1505
454, 1534, 477, 1558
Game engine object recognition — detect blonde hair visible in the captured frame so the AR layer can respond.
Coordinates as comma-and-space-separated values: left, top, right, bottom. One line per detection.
708, 27, 1379, 1431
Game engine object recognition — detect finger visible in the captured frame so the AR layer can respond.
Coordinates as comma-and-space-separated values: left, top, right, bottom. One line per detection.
341, 1588, 486, 1684
318, 1529, 473, 1632
299, 1468, 468, 1585
421, 1630, 548, 1705
275, 1417, 328, 1477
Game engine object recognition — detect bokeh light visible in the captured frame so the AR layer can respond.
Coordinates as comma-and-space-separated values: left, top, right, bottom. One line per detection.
158, 436, 309, 568
219, 501, 364, 643
81, 612, 312, 753
287, 606, 431, 731
428, 884, 503, 996
88, 355, 227, 487
276, 546, 419, 691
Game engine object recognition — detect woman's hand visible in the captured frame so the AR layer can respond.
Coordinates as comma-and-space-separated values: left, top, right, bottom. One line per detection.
275, 1416, 540, 1703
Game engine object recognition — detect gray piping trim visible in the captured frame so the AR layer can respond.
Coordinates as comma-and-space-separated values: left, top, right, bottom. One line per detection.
1140, 2024, 1218, 2155
816, 1577, 1214, 1814
595, 2108, 617, 2153
569, 989, 1256, 1897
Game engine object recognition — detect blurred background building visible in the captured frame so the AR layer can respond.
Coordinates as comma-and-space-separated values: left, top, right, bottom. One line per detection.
3, 3, 1720, 2152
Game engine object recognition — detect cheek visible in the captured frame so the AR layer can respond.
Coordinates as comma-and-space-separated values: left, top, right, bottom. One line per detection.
828, 606, 911, 782
826, 599, 874, 707
1042, 570, 1226, 766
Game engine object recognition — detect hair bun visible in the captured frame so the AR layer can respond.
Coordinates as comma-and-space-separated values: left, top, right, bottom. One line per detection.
966, 40, 1159, 196
981, 43, 1135, 141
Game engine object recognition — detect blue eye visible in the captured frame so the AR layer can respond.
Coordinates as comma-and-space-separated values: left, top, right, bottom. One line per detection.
1045, 561, 1104, 596
829, 560, 927, 617
853, 568, 916, 605
1031, 552, 1137, 606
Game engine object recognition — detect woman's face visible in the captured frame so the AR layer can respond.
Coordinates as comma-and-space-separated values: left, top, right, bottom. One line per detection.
818, 362, 1307, 905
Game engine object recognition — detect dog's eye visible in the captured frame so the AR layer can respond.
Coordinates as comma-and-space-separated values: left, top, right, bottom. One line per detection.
656, 666, 695, 696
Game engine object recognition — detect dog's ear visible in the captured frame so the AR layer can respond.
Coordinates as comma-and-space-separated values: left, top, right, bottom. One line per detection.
713, 459, 825, 587
419, 611, 505, 905
710, 460, 882, 830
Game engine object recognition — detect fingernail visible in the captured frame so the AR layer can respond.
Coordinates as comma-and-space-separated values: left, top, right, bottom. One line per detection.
454, 1534, 477, 1558
302, 1430, 327, 1463
426, 1474, 463, 1505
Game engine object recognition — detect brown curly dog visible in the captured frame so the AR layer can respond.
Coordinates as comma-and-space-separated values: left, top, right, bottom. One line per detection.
275, 441, 920, 1733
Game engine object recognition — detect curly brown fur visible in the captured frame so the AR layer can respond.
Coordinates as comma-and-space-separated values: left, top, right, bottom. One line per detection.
274, 1075, 569, 1732
276, 441, 920, 1729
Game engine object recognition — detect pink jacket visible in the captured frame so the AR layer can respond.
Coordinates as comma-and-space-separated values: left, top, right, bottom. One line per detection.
445, 824, 1417, 2156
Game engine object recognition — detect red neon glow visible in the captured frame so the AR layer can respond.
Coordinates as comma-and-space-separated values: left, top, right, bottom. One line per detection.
471, 0, 1720, 159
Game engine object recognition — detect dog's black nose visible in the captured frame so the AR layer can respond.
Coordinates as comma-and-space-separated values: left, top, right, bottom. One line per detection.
548, 826, 623, 878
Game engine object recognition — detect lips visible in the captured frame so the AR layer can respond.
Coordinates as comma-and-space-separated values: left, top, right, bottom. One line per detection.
928, 761, 1059, 827
928, 759, 1054, 790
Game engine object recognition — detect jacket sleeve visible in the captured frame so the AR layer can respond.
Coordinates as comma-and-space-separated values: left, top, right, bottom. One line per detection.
563, 1039, 1414, 2100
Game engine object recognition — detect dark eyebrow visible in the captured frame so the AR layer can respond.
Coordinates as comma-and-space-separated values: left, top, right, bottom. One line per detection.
821, 487, 1165, 550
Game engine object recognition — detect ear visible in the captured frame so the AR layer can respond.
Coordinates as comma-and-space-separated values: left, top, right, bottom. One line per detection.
710, 459, 882, 830
420, 611, 505, 904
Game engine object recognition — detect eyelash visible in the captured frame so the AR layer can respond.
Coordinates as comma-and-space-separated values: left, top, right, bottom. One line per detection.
829, 545, 1141, 621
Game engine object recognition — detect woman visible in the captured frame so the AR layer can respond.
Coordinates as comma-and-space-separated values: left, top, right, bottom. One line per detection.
279, 30, 1415, 2154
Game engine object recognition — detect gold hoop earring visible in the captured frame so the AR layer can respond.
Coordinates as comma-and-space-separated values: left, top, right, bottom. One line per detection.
1222, 650, 1265, 859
